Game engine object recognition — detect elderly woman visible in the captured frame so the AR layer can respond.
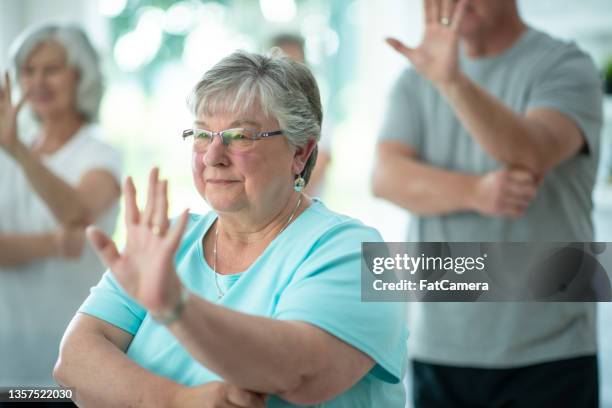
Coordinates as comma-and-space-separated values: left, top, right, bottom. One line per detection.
54, 51, 406, 407
0, 24, 121, 389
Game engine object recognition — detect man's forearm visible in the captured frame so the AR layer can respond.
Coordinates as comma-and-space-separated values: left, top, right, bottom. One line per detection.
55, 332, 178, 408
439, 74, 541, 173
372, 153, 479, 215
13, 143, 91, 226
0, 233, 57, 267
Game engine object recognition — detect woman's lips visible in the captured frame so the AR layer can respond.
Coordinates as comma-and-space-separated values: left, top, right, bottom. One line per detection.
29, 93, 53, 103
206, 179, 239, 185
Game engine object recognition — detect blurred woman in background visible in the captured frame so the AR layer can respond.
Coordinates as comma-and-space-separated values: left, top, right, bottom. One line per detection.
0, 23, 121, 392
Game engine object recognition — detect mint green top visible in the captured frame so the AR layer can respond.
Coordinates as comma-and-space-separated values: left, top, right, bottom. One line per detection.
79, 200, 407, 407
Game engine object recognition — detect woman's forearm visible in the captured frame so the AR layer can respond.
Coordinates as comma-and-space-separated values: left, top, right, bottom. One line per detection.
54, 330, 179, 408
0, 233, 57, 267
13, 142, 91, 226
169, 294, 328, 398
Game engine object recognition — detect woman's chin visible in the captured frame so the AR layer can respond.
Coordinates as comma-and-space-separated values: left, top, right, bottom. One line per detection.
205, 195, 246, 214
31, 106, 66, 120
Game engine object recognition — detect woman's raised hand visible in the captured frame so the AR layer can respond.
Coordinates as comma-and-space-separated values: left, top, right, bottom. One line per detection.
385, 0, 468, 88
87, 167, 189, 314
0, 72, 28, 156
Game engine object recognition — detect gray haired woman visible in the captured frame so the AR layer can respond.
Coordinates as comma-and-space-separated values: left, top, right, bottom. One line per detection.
0, 23, 121, 390
55, 50, 406, 407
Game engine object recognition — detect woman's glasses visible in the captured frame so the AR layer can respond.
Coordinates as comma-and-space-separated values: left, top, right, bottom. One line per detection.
182, 128, 283, 153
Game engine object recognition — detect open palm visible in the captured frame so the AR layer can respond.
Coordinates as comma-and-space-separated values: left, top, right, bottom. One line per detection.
386, 0, 468, 86
87, 168, 189, 313
0, 72, 27, 156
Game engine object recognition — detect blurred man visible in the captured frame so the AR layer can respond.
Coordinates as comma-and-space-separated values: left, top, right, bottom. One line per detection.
269, 33, 332, 196
373, 0, 603, 406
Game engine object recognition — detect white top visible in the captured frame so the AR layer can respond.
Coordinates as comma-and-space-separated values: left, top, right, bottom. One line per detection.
0, 124, 122, 387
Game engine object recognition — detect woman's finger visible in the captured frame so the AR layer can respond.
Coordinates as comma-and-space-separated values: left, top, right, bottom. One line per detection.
153, 179, 169, 235
86, 225, 120, 267
14, 91, 28, 114
440, 0, 454, 24
426, 0, 441, 24
423, 0, 436, 23
385, 38, 417, 63
124, 176, 140, 225
451, 0, 469, 31
225, 386, 266, 408
142, 167, 159, 226
166, 209, 189, 252
4, 72, 11, 104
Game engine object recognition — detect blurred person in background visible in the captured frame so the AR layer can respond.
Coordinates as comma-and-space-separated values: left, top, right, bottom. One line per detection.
270, 33, 333, 197
54, 50, 406, 408
373, 0, 602, 407
0, 23, 121, 396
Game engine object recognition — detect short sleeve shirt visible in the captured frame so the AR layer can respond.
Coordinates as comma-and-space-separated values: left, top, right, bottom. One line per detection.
377, 27, 603, 367
80, 200, 408, 407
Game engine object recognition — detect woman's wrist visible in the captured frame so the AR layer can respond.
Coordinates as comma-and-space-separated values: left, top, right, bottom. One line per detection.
9, 139, 29, 162
150, 286, 191, 326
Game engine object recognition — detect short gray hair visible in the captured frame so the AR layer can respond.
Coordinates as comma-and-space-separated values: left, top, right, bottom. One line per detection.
9, 23, 103, 122
189, 50, 322, 185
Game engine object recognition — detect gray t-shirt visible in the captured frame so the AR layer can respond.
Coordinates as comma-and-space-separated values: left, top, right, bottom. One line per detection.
378, 27, 603, 367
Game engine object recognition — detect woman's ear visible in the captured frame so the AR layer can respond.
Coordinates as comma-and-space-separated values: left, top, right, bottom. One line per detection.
292, 139, 317, 174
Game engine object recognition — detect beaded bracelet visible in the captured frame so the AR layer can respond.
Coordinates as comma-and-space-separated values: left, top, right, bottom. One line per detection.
150, 287, 190, 326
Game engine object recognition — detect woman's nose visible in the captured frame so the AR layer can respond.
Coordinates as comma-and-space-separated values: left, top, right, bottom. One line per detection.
203, 134, 229, 167
27, 71, 46, 88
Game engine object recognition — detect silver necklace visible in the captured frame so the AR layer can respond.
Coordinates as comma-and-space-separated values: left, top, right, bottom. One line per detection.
213, 194, 303, 299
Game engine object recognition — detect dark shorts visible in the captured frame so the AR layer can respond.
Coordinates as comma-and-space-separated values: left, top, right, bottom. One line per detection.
412, 355, 598, 408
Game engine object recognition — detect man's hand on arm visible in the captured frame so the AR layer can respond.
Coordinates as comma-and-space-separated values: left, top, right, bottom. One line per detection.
473, 167, 539, 218
373, 141, 539, 218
